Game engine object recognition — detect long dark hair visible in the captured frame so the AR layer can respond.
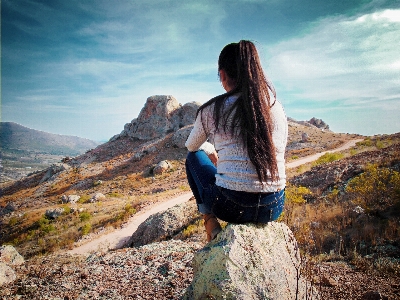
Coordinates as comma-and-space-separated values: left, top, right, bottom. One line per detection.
198, 40, 279, 182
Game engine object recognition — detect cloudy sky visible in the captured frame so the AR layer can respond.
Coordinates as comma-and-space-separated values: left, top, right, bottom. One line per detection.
2, 0, 399, 141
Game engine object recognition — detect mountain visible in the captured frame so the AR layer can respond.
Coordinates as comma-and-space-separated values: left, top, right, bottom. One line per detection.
0, 122, 99, 156
1, 96, 399, 298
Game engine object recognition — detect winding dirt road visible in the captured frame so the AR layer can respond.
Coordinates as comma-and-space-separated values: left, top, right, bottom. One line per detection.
68, 138, 363, 255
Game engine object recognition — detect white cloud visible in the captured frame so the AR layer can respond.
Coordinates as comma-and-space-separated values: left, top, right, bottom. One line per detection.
266, 9, 400, 110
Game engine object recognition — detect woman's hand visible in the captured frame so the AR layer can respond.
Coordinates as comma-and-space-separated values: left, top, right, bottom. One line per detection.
208, 151, 218, 166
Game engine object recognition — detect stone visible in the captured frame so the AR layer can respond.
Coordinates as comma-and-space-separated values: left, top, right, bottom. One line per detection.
116, 96, 200, 141
61, 194, 80, 204
362, 291, 388, 300
301, 132, 309, 142
0, 202, 17, 216
90, 193, 106, 203
39, 163, 70, 183
153, 160, 172, 175
0, 262, 16, 287
180, 102, 201, 127
45, 207, 65, 219
183, 222, 319, 300
172, 125, 193, 148
0, 245, 25, 266
126, 200, 199, 247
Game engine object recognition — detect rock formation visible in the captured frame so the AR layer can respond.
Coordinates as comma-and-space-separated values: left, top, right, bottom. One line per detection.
126, 199, 199, 247
184, 222, 319, 300
0, 245, 25, 287
113, 96, 200, 141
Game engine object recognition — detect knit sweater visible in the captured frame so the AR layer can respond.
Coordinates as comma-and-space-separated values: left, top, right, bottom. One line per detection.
185, 94, 288, 193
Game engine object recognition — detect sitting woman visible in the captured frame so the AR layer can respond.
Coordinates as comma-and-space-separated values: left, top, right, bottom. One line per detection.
185, 40, 288, 242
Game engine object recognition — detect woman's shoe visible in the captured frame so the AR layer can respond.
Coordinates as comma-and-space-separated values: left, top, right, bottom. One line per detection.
203, 214, 222, 242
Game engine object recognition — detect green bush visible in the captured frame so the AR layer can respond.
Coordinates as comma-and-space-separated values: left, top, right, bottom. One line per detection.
346, 164, 400, 211
313, 152, 344, 166
81, 223, 91, 235
79, 211, 92, 222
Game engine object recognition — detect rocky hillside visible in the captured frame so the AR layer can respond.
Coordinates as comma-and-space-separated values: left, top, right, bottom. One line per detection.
3, 95, 394, 299
0, 122, 100, 182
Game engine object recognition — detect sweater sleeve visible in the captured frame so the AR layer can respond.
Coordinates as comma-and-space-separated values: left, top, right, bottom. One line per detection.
185, 110, 215, 153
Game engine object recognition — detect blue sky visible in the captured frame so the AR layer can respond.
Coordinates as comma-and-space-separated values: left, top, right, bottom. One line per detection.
1, 0, 399, 142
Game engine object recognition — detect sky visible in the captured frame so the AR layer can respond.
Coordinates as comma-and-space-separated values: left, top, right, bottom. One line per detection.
1, 0, 400, 142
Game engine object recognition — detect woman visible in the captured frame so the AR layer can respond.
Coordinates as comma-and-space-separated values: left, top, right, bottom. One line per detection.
185, 40, 288, 242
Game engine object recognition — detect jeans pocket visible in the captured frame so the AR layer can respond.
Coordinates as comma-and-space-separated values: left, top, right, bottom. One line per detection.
212, 196, 247, 223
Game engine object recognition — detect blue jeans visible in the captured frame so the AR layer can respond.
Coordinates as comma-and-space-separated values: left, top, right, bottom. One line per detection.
185, 150, 285, 224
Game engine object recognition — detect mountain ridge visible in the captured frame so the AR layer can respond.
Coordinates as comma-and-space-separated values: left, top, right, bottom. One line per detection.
0, 122, 99, 156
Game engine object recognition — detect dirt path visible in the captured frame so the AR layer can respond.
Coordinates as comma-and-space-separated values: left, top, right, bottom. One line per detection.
68, 138, 363, 255
286, 139, 363, 169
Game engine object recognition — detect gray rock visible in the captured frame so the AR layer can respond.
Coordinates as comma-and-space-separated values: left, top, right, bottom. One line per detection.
61, 194, 80, 204
39, 163, 70, 183
90, 193, 106, 203
126, 200, 199, 247
116, 96, 200, 141
172, 125, 193, 148
302, 132, 309, 142
184, 222, 319, 300
0, 202, 17, 216
0, 245, 25, 266
45, 207, 65, 219
153, 160, 172, 175
0, 262, 16, 287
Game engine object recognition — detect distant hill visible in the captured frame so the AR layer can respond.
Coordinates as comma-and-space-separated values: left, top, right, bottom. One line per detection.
0, 122, 100, 156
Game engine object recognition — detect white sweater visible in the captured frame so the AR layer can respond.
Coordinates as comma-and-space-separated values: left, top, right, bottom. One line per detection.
185, 94, 288, 193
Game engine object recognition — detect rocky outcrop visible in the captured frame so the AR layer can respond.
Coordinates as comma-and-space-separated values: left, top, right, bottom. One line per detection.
45, 207, 65, 219
61, 194, 80, 204
39, 163, 71, 183
172, 125, 193, 148
126, 199, 199, 248
0, 245, 24, 287
153, 160, 172, 175
114, 96, 200, 141
309, 117, 329, 130
183, 222, 319, 300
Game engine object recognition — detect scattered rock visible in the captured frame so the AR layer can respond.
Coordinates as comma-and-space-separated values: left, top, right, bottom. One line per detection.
184, 222, 319, 300
153, 160, 172, 175
39, 163, 70, 183
126, 200, 199, 247
45, 207, 65, 219
0, 202, 17, 216
321, 274, 339, 287
61, 194, 80, 204
302, 132, 309, 142
362, 291, 388, 300
90, 193, 106, 203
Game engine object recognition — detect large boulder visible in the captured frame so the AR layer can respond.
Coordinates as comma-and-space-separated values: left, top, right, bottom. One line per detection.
183, 222, 319, 300
172, 125, 193, 148
118, 96, 200, 141
126, 199, 199, 247
0, 245, 24, 287
0, 245, 25, 266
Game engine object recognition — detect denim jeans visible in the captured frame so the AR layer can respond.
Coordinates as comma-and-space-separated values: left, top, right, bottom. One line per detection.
185, 150, 285, 224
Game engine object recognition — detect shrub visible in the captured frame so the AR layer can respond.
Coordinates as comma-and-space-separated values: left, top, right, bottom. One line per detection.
107, 192, 123, 198
79, 211, 92, 222
78, 194, 91, 203
81, 223, 91, 235
313, 152, 344, 166
346, 164, 400, 211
